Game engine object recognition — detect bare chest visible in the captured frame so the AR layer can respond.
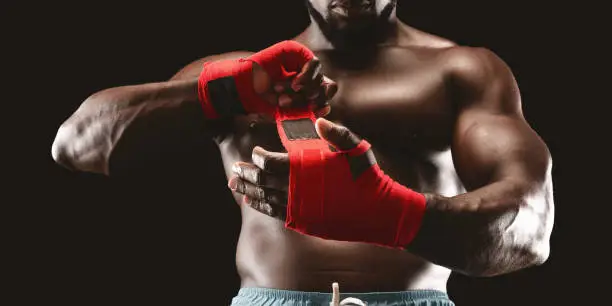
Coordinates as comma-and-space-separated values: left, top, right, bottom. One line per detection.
320, 55, 454, 151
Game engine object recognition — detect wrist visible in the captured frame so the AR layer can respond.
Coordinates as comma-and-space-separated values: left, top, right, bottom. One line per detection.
393, 185, 428, 247
422, 193, 438, 209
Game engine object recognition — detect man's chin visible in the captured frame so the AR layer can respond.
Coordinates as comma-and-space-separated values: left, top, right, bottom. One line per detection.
306, 0, 390, 51
329, 36, 378, 51
327, 26, 381, 49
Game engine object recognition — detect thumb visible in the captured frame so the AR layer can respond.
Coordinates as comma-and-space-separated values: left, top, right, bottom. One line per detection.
315, 118, 361, 151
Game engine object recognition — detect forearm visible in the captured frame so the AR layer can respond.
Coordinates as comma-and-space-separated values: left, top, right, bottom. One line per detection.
51, 78, 204, 175
406, 180, 551, 277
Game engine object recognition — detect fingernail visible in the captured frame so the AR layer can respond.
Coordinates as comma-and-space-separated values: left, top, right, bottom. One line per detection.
292, 83, 303, 92
232, 163, 240, 174
228, 177, 238, 190
317, 117, 331, 125
315, 106, 331, 117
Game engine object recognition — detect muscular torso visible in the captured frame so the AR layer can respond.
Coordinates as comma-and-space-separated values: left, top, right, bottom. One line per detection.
204, 42, 468, 292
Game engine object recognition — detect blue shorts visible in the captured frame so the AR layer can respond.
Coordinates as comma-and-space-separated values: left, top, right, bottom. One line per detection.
231, 287, 454, 305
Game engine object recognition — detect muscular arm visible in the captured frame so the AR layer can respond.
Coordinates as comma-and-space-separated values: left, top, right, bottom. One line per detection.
51, 51, 252, 175
406, 47, 554, 276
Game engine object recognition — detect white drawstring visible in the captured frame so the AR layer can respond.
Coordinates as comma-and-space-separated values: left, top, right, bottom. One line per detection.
329, 282, 367, 306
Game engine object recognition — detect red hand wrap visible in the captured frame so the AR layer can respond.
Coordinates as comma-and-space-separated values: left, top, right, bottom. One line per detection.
197, 40, 314, 119
276, 111, 427, 249
199, 40, 426, 248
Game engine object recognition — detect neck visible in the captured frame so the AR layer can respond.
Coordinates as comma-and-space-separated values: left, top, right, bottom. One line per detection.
295, 5, 400, 51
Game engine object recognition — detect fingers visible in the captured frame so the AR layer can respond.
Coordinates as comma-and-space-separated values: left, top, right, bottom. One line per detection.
277, 91, 307, 109
245, 196, 287, 220
232, 161, 288, 191
315, 118, 361, 151
275, 78, 335, 112
229, 176, 288, 207
254, 53, 338, 113
251, 146, 290, 175
232, 162, 263, 185
322, 76, 338, 102
312, 76, 337, 117
272, 57, 336, 114
315, 104, 331, 117
292, 57, 322, 92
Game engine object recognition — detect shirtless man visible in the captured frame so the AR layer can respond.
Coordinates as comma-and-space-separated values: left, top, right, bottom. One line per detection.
51, 0, 554, 305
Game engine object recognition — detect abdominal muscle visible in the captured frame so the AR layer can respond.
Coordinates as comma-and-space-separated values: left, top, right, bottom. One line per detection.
235, 204, 451, 293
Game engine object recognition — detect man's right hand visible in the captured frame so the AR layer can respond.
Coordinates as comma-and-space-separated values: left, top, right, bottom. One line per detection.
198, 40, 337, 119
253, 56, 337, 117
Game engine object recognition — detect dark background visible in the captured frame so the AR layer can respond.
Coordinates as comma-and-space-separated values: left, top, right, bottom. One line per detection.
7, 0, 599, 305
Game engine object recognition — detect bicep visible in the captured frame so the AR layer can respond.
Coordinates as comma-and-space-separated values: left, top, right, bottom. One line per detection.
448, 47, 551, 191
452, 110, 551, 191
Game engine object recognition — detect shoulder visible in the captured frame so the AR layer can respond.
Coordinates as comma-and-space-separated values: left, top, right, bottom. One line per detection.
170, 51, 255, 80
440, 46, 520, 112
397, 28, 513, 87
441, 46, 514, 89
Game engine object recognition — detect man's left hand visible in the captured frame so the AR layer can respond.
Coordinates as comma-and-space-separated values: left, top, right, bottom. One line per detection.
227, 118, 361, 220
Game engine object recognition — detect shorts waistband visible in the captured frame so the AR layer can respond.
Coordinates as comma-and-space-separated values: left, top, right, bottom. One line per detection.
233, 287, 453, 305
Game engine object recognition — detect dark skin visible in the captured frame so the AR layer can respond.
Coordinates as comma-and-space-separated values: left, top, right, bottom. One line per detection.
52, 0, 553, 293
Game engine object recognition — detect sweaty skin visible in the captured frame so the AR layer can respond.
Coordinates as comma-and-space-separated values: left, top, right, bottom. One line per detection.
52, 4, 553, 295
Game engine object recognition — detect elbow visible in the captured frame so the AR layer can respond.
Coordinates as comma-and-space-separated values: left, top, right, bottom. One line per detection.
51, 120, 110, 175
462, 180, 554, 277
477, 185, 554, 276
51, 123, 78, 171
465, 238, 551, 277
526, 239, 551, 268
52, 94, 116, 175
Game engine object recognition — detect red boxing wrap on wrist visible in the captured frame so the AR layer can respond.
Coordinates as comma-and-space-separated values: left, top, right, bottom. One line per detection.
275, 109, 427, 248
197, 40, 314, 119
199, 40, 426, 248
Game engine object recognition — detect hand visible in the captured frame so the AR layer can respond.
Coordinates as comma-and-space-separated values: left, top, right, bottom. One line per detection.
252, 56, 337, 117
227, 118, 362, 220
